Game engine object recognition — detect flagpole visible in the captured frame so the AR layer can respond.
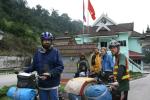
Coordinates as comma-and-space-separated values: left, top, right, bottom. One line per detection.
87, 0, 90, 33
83, 0, 85, 34
82, 0, 85, 44
82, 23, 84, 44
87, 11, 89, 33
82, 16, 84, 34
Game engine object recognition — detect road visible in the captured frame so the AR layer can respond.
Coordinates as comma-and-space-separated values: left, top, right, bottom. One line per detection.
128, 74, 150, 100
0, 73, 74, 87
0, 74, 17, 87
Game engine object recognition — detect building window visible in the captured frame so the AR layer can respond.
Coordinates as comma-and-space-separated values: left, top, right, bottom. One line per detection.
118, 40, 126, 46
101, 42, 107, 47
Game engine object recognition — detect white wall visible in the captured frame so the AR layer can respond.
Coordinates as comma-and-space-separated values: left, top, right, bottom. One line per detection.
128, 38, 142, 53
117, 32, 129, 57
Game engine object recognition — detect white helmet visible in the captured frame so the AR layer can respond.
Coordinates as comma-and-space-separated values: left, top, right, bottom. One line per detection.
109, 40, 120, 49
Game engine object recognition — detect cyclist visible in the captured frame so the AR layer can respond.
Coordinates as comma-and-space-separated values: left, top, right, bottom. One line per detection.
109, 40, 130, 100
25, 32, 64, 100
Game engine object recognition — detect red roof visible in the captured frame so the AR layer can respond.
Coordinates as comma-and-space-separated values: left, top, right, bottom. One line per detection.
54, 44, 96, 56
129, 50, 144, 59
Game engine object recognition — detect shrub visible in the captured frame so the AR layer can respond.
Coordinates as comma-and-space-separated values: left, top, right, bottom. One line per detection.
0, 86, 9, 97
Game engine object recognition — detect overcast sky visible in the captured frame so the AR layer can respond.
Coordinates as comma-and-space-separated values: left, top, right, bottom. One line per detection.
26, 0, 150, 33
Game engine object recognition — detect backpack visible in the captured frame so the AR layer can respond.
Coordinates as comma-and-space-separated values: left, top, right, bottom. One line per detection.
78, 60, 88, 72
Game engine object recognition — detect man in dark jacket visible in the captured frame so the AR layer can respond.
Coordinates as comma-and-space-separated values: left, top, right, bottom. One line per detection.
25, 32, 64, 100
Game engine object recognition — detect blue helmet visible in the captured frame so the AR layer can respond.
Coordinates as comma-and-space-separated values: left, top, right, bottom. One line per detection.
41, 32, 54, 40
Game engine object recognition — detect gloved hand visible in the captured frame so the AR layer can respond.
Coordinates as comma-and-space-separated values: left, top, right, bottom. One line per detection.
108, 81, 119, 86
43, 72, 51, 76
40, 73, 51, 80
108, 82, 119, 91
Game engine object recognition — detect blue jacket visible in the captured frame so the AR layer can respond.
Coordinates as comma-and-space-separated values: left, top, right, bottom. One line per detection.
102, 53, 114, 72
25, 47, 64, 88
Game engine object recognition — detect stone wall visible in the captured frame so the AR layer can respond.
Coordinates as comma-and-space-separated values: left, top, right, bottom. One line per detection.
0, 56, 31, 69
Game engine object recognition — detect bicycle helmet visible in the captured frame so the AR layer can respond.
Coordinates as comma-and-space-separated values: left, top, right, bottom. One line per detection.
109, 40, 120, 49
41, 32, 54, 40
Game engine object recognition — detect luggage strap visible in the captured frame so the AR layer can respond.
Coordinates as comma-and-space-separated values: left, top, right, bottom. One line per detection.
13, 87, 18, 100
86, 88, 108, 99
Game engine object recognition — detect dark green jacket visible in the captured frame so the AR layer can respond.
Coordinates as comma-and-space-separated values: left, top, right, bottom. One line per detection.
116, 53, 130, 91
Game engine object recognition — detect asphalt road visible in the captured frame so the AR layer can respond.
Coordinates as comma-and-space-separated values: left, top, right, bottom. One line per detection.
0, 74, 17, 87
128, 74, 150, 100
0, 73, 74, 87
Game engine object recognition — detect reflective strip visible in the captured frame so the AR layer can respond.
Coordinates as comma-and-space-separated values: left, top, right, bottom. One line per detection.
113, 72, 117, 75
122, 74, 130, 80
113, 65, 118, 75
113, 65, 118, 78
114, 66, 118, 69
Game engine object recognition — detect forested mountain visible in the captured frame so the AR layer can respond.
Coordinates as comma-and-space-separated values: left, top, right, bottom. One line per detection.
0, 0, 83, 56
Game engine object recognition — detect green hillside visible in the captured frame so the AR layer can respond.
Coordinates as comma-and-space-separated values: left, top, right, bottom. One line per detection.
0, 0, 83, 56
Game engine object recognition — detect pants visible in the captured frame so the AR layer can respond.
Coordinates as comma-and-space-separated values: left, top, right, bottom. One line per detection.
112, 91, 128, 100
39, 88, 59, 100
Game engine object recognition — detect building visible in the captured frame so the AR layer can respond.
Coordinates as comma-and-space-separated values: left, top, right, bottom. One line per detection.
141, 25, 150, 51
54, 33, 96, 72
140, 26, 150, 69
75, 14, 144, 72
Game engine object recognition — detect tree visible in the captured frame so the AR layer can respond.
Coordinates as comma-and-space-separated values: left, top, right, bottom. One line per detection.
143, 49, 150, 63
0, 0, 84, 38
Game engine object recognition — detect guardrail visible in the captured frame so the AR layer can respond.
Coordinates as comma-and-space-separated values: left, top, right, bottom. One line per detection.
128, 57, 143, 73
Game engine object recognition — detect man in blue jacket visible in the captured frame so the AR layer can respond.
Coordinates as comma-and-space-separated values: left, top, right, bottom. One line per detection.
25, 32, 64, 100
101, 47, 114, 83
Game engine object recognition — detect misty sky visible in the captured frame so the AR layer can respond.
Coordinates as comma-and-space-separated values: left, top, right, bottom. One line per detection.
26, 0, 150, 33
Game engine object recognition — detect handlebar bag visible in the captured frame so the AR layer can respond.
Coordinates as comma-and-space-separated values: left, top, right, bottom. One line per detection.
17, 73, 37, 89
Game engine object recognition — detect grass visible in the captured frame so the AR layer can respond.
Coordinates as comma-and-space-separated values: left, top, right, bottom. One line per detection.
59, 84, 65, 92
130, 71, 143, 79
0, 96, 11, 100
0, 86, 11, 100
